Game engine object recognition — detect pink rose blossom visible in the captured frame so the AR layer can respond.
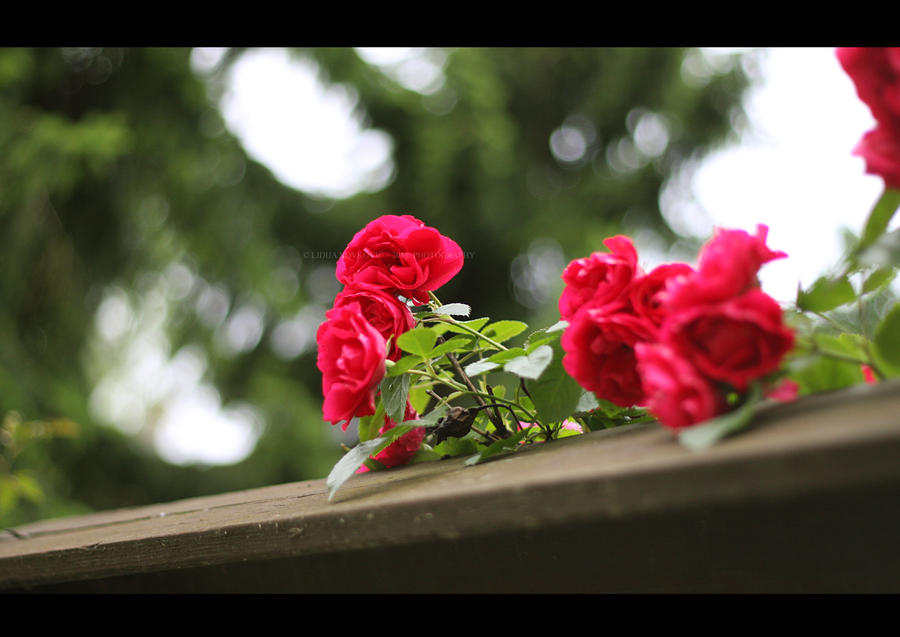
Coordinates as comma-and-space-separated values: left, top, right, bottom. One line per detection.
336, 214, 464, 304
666, 225, 786, 311
558, 235, 640, 320
333, 286, 415, 361
316, 302, 387, 429
837, 47, 900, 126
853, 124, 900, 190
561, 305, 655, 407
629, 262, 694, 327
660, 288, 795, 392
636, 343, 726, 430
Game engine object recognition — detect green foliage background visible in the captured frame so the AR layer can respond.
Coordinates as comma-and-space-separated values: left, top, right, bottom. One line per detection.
0, 47, 750, 526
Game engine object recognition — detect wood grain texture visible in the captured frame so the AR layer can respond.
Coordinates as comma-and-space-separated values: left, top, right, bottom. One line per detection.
2, 380, 899, 592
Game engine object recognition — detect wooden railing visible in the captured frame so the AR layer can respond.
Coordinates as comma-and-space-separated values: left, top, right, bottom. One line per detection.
2, 380, 900, 593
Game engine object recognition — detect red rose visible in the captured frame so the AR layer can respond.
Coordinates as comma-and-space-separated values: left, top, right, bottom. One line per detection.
635, 343, 726, 430
356, 403, 425, 473
558, 235, 640, 320
837, 47, 900, 126
628, 262, 694, 327
661, 288, 795, 391
336, 214, 464, 303
561, 305, 655, 407
316, 302, 387, 429
853, 124, 900, 190
333, 286, 415, 361
666, 225, 786, 311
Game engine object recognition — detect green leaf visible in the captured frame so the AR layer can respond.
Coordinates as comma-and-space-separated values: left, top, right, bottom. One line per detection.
464, 360, 499, 377
443, 317, 490, 336
397, 326, 438, 358
482, 320, 528, 344
575, 391, 600, 413
326, 423, 424, 501
410, 404, 449, 428
678, 384, 763, 450
357, 399, 386, 443
503, 345, 553, 380
874, 302, 900, 373
463, 348, 527, 377
523, 322, 565, 351
796, 274, 856, 312
785, 354, 864, 395
430, 303, 471, 317
545, 320, 569, 333
862, 266, 897, 294
407, 383, 432, 414
386, 354, 422, 377
487, 347, 527, 364
814, 332, 869, 361
526, 340, 584, 425
859, 229, 900, 269
380, 373, 410, 423
463, 429, 530, 465
859, 187, 900, 251
430, 335, 474, 358
431, 436, 480, 458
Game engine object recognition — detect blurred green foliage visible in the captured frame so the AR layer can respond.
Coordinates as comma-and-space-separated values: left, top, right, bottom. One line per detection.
0, 47, 749, 527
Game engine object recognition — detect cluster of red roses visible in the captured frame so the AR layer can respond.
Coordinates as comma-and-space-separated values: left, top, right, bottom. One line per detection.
315, 214, 464, 467
838, 47, 900, 189
559, 225, 795, 430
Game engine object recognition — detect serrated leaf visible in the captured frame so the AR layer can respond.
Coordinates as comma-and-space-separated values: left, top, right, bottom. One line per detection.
859, 187, 900, 251
814, 332, 868, 361
874, 302, 900, 373
407, 384, 431, 414
443, 317, 490, 336
859, 229, 900, 269
464, 360, 500, 377
406, 404, 448, 428
482, 320, 528, 343
430, 303, 471, 317
463, 348, 527, 377
526, 340, 584, 425
487, 347, 526, 364
796, 274, 856, 312
357, 399, 386, 443
327, 423, 423, 501
503, 345, 553, 380
397, 326, 438, 358
787, 354, 865, 394
678, 384, 763, 450
430, 335, 474, 358
386, 354, 422, 377
862, 266, 897, 293
575, 391, 600, 413
545, 320, 569, 333
380, 373, 410, 423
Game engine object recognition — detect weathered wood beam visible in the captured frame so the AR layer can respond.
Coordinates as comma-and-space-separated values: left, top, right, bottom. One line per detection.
2, 380, 900, 592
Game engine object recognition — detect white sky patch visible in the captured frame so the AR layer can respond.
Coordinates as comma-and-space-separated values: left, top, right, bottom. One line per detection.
688, 47, 883, 303
220, 47, 394, 199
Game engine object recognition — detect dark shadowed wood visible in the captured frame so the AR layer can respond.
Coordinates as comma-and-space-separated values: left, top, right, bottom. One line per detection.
2, 380, 900, 593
